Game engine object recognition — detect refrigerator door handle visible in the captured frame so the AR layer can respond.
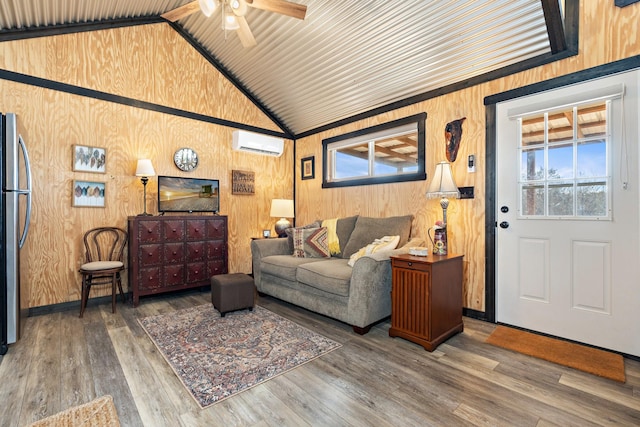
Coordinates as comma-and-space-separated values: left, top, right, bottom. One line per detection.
17, 135, 32, 249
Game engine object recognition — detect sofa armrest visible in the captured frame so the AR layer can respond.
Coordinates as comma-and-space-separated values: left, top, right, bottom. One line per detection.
251, 238, 290, 285
346, 237, 426, 328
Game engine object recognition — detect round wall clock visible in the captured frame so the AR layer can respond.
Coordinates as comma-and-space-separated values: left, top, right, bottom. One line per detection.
173, 147, 199, 171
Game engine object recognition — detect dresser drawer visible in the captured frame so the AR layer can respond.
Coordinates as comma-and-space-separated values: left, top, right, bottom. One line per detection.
138, 267, 162, 290
164, 242, 184, 263
164, 264, 185, 286
162, 220, 185, 242
186, 241, 206, 261
139, 244, 162, 266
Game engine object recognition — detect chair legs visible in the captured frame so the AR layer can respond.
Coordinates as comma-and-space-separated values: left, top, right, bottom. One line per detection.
79, 272, 126, 318
79, 274, 90, 318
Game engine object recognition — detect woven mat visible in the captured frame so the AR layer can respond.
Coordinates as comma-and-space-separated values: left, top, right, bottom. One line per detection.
486, 325, 625, 382
26, 395, 120, 427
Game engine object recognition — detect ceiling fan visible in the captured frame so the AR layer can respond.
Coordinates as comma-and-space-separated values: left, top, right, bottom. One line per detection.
161, 0, 307, 48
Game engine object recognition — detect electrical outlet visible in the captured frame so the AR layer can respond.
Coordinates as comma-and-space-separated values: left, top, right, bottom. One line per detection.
458, 186, 474, 199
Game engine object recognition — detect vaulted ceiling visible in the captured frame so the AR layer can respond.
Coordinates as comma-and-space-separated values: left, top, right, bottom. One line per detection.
0, 0, 574, 138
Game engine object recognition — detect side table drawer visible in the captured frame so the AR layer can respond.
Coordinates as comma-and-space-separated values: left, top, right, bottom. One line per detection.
392, 258, 431, 273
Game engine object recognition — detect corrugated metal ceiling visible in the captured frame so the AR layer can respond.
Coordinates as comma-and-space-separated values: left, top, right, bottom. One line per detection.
0, 0, 555, 136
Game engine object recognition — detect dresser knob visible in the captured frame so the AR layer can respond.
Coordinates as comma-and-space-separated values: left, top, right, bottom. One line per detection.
173, 273, 177, 277
195, 249, 199, 253
172, 228, 176, 232
194, 270, 199, 274
408, 262, 413, 266
172, 251, 177, 255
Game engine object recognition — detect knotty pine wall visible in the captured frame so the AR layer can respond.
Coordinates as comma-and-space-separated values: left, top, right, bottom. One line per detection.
0, 24, 292, 308
295, 0, 640, 312
0, 1, 637, 312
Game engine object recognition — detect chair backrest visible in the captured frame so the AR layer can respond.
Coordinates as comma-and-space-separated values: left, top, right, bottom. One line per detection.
83, 227, 128, 263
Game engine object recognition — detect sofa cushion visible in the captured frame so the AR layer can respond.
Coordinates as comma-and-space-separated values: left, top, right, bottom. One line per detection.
293, 227, 330, 258
335, 215, 358, 257
296, 258, 352, 297
285, 221, 321, 254
342, 215, 413, 258
261, 255, 326, 282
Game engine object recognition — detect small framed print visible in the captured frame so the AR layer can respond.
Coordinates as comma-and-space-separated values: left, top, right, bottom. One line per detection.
73, 145, 106, 173
232, 170, 255, 195
262, 229, 271, 238
72, 180, 105, 208
301, 156, 315, 180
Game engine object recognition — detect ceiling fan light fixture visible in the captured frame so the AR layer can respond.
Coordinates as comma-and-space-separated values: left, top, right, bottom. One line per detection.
198, 0, 217, 17
223, 12, 240, 30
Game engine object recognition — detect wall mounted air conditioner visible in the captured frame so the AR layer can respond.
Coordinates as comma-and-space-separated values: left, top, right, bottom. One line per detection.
232, 130, 284, 157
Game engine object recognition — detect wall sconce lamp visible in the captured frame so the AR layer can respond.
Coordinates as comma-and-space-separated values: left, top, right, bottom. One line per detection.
135, 159, 155, 216
270, 199, 294, 237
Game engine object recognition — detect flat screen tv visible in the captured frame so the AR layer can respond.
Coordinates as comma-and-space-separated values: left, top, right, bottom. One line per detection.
158, 175, 220, 214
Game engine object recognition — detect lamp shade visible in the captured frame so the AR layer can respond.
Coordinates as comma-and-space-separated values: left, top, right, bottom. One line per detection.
135, 159, 155, 177
426, 161, 459, 199
270, 199, 294, 218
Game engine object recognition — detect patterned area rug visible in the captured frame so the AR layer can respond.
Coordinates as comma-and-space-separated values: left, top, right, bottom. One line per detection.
139, 305, 341, 408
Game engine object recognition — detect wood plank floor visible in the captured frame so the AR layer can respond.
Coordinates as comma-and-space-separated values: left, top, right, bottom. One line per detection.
1, 290, 639, 426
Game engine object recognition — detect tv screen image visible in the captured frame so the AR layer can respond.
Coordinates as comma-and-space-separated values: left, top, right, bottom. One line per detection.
158, 176, 220, 213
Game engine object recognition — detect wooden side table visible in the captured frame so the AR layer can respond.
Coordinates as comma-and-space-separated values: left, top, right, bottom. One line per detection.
389, 253, 464, 351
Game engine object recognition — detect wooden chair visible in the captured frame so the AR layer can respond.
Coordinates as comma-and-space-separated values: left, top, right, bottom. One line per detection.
79, 227, 128, 318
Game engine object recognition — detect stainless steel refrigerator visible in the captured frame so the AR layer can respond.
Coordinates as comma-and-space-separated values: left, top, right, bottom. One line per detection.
0, 113, 32, 355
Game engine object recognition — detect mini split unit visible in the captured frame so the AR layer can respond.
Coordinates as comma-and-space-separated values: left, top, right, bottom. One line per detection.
232, 130, 284, 157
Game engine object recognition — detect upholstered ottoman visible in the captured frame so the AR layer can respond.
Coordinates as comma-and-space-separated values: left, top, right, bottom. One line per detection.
211, 273, 255, 317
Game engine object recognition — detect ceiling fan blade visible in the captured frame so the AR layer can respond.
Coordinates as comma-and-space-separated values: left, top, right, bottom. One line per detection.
235, 16, 257, 48
161, 1, 200, 22
247, 0, 307, 20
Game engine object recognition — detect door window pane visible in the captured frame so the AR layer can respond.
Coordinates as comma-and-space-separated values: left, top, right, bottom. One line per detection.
577, 182, 607, 216
577, 139, 606, 178
520, 148, 544, 181
548, 144, 573, 179
518, 101, 609, 219
548, 184, 574, 216
521, 185, 545, 216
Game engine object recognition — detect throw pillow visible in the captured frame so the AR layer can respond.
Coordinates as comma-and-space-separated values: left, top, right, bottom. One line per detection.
293, 227, 330, 258
347, 235, 400, 267
285, 221, 321, 254
342, 215, 413, 258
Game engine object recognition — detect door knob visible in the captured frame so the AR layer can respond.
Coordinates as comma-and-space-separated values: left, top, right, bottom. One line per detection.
499, 221, 509, 229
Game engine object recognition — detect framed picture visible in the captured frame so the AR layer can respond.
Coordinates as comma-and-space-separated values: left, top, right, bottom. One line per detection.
301, 156, 315, 180
73, 145, 106, 173
232, 170, 255, 195
72, 180, 105, 208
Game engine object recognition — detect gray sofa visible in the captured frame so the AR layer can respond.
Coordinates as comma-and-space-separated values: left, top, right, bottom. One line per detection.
251, 215, 422, 334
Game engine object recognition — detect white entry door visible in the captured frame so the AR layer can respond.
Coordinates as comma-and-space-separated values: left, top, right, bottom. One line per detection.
496, 70, 640, 357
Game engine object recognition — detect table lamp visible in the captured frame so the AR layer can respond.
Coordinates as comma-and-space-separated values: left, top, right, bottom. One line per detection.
135, 159, 155, 216
270, 199, 294, 237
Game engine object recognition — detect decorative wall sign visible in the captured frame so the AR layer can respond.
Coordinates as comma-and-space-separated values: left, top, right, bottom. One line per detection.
72, 180, 105, 207
232, 170, 255, 195
301, 156, 315, 180
73, 145, 106, 173
445, 117, 465, 162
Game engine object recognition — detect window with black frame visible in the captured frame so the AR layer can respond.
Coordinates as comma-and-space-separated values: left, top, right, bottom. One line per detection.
322, 113, 427, 188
